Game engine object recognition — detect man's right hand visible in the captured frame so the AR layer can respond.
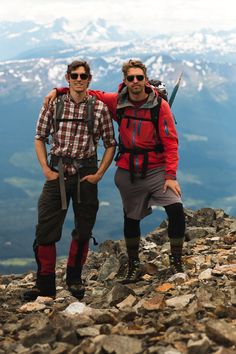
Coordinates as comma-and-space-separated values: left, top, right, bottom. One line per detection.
43, 167, 59, 181
44, 89, 57, 108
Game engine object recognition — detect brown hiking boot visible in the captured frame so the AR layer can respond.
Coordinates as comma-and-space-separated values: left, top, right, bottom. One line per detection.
22, 274, 56, 301
22, 286, 55, 301
68, 280, 85, 300
22, 286, 41, 301
119, 260, 142, 284
169, 255, 185, 274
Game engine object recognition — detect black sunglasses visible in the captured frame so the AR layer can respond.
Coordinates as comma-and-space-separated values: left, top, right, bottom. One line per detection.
126, 75, 145, 82
70, 73, 89, 80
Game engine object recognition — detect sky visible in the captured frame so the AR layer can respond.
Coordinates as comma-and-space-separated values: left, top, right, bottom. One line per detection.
1, 0, 236, 35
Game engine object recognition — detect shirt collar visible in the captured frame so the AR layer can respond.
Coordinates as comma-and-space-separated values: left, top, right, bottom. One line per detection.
64, 91, 89, 104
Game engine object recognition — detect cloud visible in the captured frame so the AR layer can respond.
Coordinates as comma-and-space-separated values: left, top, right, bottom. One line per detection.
223, 195, 236, 203
212, 194, 236, 215
178, 171, 202, 185
4, 177, 42, 198
183, 133, 208, 142
1, 0, 236, 35
100, 201, 110, 207
183, 197, 206, 208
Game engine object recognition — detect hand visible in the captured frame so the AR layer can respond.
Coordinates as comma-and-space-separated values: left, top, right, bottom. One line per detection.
44, 168, 59, 181
163, 179, 181, 197
80, 173, 102, 184
43, 89, 57, 108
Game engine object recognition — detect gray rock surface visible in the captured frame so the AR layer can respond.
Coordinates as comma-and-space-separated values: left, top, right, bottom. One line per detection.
1, 207, 236, 353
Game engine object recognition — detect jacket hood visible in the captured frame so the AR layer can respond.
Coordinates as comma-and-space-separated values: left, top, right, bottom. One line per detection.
117, 81, 160, 109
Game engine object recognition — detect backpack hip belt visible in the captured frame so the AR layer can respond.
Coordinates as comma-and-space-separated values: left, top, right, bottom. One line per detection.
49, 154, 97, 210
50, 154, 97, 169
115, 144, 164, 183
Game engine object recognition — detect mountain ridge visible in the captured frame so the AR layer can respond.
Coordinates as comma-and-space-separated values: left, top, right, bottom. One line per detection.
0, 19, 236, 267
1, 18, 236, 62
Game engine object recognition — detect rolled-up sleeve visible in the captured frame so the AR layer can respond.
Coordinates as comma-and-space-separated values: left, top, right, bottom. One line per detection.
96, 101, 116, 148
35, 104, 54, 141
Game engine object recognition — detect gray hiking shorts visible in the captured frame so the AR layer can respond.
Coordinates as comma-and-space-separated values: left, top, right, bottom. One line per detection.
114, 167, 182, 220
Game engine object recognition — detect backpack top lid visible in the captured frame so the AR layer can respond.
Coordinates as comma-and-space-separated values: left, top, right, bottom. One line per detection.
148, 80, 168, 102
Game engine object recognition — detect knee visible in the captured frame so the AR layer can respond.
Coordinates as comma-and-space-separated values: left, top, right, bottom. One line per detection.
124, 212, 140, 238
72, 228, 91, 244
165, 203, 185, 237
35, 224, 62, 244
165, 203, 184, 218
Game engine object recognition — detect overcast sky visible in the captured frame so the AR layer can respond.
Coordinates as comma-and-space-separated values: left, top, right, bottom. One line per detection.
1, 0, 236, 35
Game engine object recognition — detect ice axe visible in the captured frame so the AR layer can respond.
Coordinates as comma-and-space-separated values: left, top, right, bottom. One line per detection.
169, 72, 183, 108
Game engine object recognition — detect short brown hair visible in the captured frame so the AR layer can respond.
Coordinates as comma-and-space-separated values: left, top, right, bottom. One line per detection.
67, 60, 91, 76
122, 59, 147, 78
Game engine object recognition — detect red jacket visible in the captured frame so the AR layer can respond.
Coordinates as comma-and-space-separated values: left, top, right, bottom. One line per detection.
58, 85, 179, 179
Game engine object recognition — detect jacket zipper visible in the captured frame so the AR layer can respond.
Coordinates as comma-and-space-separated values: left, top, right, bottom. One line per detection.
131, 109, 139, 172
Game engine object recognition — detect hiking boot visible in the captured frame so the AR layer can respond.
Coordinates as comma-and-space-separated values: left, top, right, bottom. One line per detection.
116, 260, 128, 280
22, 273, 56, 301
68, 280, 85, 300
22, 286, 41, 301
22, 286, 55, 301
169, 255, 185, 274
119, 260, 142, 284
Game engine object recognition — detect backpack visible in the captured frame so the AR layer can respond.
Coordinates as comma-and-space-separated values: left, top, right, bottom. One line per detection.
148, 79, 177, 123
149, 79, 168, 102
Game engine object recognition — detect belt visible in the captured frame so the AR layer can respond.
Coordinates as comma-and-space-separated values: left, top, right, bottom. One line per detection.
50, 154, 97, 210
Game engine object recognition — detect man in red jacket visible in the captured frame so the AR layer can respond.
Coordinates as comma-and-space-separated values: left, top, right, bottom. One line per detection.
45, 59, 185, 284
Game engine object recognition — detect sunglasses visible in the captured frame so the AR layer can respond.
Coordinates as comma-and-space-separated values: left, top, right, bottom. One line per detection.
126, 75, 145, 82
70, 73, 89, 80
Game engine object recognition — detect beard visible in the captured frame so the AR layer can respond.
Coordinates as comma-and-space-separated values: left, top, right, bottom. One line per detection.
129, 85, 144, 95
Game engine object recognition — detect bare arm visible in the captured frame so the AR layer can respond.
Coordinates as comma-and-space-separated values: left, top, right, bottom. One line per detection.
44, 89, 57, 107
80, 146, 115, 184
35, 139, 58, 181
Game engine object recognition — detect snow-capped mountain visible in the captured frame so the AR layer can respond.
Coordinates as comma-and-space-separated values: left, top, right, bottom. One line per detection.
1, 18, 236, 263
1, 48, 236, 104
0, 18, 137, 61
78, 18, 139, 42
1, 18, 236, 114
1, 18, 236, 62
148, 29, 236, 63
0, 18, 73, 60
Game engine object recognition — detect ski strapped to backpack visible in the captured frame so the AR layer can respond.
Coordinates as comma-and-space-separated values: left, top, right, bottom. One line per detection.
50, 95, 97, 210
115, 96, 164, 183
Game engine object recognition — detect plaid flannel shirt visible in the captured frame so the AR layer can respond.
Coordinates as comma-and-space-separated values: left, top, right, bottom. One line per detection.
35, 93, 116, 174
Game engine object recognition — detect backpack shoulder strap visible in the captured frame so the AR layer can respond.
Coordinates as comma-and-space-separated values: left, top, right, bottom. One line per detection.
53, 95, 65, 142
116, 107, 125, 126
150, 96, 162, 140
85, 96, 97, 134
53, 95, 97, 139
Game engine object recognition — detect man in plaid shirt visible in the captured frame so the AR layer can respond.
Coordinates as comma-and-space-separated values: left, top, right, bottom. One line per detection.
23, 60, 116, 301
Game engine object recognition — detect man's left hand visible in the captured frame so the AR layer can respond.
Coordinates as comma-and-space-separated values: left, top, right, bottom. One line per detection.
80, 173, 102, 184
163, 179, 181, 197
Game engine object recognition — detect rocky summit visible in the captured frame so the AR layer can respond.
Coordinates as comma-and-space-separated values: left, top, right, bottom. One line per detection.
1, 207, 236, 354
